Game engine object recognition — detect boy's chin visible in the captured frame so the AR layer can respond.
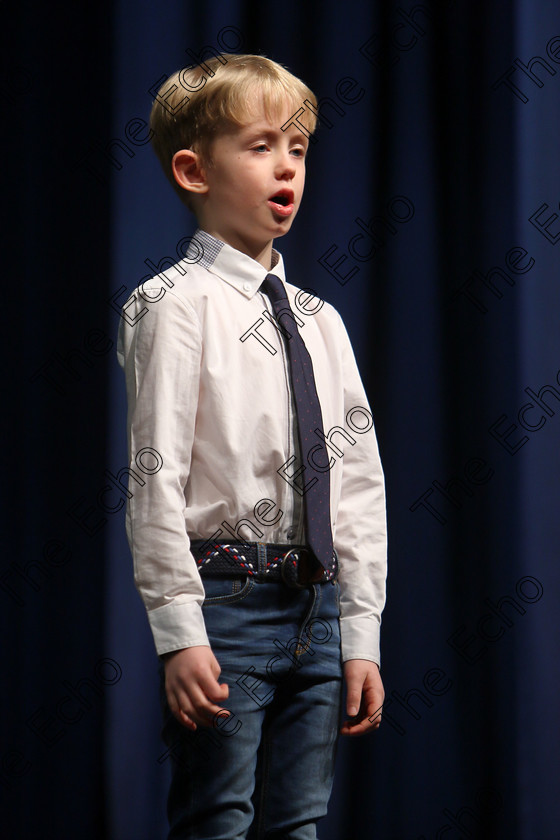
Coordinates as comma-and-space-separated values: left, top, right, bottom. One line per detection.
270, 216, 296, 237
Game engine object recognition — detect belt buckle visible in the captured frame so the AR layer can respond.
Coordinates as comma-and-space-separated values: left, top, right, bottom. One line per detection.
281, 548, 310, 589
281, 548, 325, 589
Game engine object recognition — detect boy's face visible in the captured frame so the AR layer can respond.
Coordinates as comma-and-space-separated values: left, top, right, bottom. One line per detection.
196, 103, 309, 265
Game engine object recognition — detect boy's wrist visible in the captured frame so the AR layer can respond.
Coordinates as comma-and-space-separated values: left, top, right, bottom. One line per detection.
161, 643, 211, 662
343, 657, 380, 671
161, 649, 184, 662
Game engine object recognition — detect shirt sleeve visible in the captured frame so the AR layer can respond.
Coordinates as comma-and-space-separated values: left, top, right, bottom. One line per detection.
117, 284, 210, 656
332, 312, 388, 667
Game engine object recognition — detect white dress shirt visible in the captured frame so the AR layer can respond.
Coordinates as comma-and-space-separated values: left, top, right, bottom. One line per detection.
117, 230, 387, 665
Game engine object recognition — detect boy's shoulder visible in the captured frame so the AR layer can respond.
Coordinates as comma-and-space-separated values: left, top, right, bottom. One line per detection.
133, 262, 343, 331
117, 249, 351, 372
133, 241, 340, 315
122, 231, 346, 342
135, 255, 217, 301
282, 276, 342, 326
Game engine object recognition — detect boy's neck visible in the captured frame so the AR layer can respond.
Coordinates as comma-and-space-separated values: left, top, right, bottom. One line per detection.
199, 225, 275, 270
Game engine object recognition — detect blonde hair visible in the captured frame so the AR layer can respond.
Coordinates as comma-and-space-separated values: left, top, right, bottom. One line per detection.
149, 54, 318, 209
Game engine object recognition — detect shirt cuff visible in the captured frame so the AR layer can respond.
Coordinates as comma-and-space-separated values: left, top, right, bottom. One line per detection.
339, 614, 381, 667
147, 600, 210, 657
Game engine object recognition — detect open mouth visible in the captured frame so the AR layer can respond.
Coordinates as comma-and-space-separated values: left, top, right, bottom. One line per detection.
268, 190, 295, 216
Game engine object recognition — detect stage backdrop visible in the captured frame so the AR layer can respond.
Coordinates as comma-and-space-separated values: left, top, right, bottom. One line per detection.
3, 0, 560, 837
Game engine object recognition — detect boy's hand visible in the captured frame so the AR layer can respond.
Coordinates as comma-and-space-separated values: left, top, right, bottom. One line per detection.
340, 659, 385, 736
163, 645, 230, 731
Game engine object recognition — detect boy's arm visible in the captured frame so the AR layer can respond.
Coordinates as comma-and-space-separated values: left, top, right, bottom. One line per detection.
331, 311, 388, 733
118, 284, 209, 655
118, 284, 231, 729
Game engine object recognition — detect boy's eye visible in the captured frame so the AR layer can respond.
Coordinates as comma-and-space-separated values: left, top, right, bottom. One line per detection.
290, 148, 306, 158
253, 144, 268, 152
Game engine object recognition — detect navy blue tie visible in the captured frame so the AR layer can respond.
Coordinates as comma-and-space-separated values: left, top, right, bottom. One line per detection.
260, 274, 337, 579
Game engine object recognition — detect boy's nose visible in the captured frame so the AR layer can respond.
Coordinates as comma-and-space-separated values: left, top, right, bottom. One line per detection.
276, 157, 296, 178
274, 149, 296, 177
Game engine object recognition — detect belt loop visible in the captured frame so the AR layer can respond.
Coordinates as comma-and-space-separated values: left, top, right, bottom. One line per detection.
257, 542, 267, 574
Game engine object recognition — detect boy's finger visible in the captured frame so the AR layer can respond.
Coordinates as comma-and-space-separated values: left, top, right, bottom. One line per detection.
341, 704, 380, 734
365, 695, 384, 720
178, 709, 197, 731
186, 684, 232, 725
340, 717, 374, 736
203, 679, 230, 704
345, 678, 364, 717
340, 698, 385, 736
166, 692, 197, 730
177, 698, 223, 728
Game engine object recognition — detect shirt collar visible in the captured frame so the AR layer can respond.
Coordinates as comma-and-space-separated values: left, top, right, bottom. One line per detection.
185, 229, 286, 299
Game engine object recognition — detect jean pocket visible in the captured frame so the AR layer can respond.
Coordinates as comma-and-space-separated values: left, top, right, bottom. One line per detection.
201, 575, 255, 606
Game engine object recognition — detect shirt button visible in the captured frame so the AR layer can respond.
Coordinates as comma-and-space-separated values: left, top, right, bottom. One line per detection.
286, 529, 295, 539
243, 282, 251, 291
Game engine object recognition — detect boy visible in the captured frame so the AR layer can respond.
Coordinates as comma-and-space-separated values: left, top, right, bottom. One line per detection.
117, 54, 387, 839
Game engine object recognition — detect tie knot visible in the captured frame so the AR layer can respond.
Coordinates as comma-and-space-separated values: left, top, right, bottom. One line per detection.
261, 273, 288, 303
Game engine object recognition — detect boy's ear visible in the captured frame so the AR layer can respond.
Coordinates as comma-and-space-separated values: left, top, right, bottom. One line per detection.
171, 149, 209, 196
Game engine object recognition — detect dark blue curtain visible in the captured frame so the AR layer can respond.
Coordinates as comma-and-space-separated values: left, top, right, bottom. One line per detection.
3, 1, 560, 837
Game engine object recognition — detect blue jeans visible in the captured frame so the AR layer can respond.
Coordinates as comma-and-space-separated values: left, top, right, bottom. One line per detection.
159, 576, 343, 840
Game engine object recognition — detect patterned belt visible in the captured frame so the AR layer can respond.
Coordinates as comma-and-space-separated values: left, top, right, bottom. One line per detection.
190, 540, 338, 589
